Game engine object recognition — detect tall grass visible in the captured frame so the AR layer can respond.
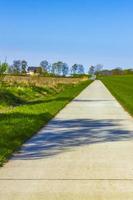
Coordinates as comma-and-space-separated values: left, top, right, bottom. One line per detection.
3, 75, 88, 87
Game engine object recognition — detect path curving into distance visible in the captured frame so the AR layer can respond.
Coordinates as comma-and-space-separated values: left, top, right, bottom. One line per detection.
0, 80, 133, 200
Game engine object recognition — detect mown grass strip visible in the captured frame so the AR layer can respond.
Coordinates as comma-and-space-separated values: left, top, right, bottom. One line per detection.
0, 80, 92, 166
100, 75, 133, 116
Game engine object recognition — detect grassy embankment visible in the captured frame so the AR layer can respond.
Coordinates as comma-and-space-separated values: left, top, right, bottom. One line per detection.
0, 77, 92, 166
100, 75, 133, 116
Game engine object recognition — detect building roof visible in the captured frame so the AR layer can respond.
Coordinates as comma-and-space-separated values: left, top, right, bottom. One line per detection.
27, 66, 38, 72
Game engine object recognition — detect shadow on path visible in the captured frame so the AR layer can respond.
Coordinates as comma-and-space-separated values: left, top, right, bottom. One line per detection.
13, 118, 133, 160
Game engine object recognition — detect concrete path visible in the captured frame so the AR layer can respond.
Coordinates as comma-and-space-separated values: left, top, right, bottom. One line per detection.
0, 80, 133, 200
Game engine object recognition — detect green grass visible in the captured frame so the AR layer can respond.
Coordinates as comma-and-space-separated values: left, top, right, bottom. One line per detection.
0, 80, 92, 166
0, 83, 62, 109
100, 75, 133, 116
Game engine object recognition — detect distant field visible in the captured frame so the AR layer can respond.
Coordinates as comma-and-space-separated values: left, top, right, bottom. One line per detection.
0, 78, 92, 166
101, 75, 133, 116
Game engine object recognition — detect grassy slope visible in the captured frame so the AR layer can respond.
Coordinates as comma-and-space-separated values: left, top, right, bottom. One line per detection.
100, 75, 133, 116
0, 80, 92, 165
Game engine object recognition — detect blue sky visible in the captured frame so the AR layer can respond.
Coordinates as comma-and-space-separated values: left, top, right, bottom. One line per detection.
0, 0, 133, 70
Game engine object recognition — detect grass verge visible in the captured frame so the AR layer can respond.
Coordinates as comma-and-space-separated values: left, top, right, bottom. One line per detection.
100, 75, 133, 116
0, 80, 92, 166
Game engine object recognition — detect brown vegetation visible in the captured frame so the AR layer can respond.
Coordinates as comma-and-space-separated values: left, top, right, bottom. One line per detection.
3, 75, 88, 87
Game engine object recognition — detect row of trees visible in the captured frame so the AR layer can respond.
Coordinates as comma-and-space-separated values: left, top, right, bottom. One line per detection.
96, 68, 133, 76
88, 64, 103, 75
88, 65, 133, 76
38, 61, 85, 76
0, 60, 86, 76
0, 60, 133, 76
0, 60, 28, 74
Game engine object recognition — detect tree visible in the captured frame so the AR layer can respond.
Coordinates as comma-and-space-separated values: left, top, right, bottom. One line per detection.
71, 64, 84, 75
7, 65, 13, 74
52, 63, 58, 75
71, 64, 78, 75
123, 68, 133, 75
21, 60, 28, 73
78, 64, 84, 74
0, 62, 8, 82
13, 60, 21, 74
88, 66, 95, 75
40, 60, 49, 72
62, 63, 69, 76
95, 64, 103, 75
0, 62, 8, 74
56, 61, 64, 75
111, 68, 123, 75
52, 61, 68, 76
99, 69, 112, 76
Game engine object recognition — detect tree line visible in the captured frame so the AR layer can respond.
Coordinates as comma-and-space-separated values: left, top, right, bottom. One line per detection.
0, 60, 86, 77
89, 65, 133, 76
96, 68, 133, 76
0, 60, 133, 77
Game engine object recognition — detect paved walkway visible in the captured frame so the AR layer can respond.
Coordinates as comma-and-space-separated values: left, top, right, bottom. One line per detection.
0, 80, 133, 200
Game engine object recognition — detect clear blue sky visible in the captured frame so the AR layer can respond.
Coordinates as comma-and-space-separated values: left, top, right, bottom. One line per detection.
0, 0, 133, 70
